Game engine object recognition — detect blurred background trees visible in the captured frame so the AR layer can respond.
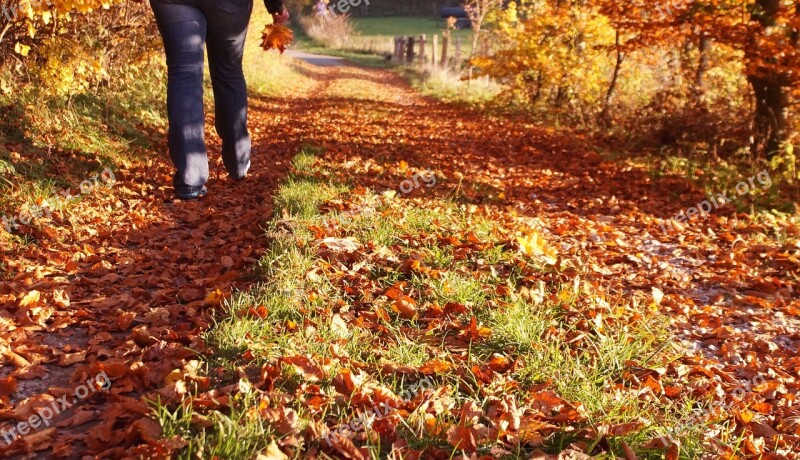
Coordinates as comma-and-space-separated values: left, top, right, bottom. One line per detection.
473, 0, 799, 172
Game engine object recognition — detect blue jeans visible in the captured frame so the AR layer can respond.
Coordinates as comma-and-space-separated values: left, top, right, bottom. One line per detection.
150, 0, 253, 194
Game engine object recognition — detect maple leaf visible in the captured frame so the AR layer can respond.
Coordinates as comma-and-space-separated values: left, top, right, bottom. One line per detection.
260, 24, 294, 54
459, 317, 492, 341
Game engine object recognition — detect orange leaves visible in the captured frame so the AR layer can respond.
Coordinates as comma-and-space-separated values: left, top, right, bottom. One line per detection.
390, 296, 417, 320
420, 359, 453, 375
6, 34, 798, 459
13, 393, 55, 420
385, 286, 403, 300
457, 317, 492, 341
116, 311, 136, 331
446, 400, 483, 451
0, 376, 17, 396
1, 347, 31, 368
260, 24, 294, 54
52, 289, 70, 308
334, 368, 366, 395
248, 305, 269, 319
204, 289, 224, 306
386, 284, 417, 319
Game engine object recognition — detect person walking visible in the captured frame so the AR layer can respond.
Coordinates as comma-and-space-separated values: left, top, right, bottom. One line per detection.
150, 0, 289, 200
315, 0, 328, 18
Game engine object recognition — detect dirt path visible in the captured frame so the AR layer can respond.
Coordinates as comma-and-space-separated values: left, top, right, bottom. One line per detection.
1, 56, 797, 458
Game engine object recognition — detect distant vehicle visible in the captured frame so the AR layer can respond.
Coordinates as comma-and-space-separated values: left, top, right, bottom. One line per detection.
440, 6, 471, 29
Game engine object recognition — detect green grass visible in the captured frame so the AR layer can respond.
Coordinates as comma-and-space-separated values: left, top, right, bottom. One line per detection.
151, 148, 704, 459
291, 24, 396, 68
152, 391, 284, 460
243, 6, 317, 95
292, 16, 475, 68
0, 55, 165, 245
351, 17, 473, 53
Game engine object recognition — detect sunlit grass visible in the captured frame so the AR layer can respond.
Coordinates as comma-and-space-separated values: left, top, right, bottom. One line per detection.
160, 149, 695, 459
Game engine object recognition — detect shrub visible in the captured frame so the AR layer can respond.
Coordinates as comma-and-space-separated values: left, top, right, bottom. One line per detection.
298, 14, 355, 49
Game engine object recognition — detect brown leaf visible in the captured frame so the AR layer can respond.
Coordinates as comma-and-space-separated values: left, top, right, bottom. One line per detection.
131, 417, 163, 443
221, 255, 235, 269
283, 355, 325, 382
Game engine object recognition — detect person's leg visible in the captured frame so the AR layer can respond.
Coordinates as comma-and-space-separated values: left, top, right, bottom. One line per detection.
203, 0, 253, 180
150, 0, 209, 195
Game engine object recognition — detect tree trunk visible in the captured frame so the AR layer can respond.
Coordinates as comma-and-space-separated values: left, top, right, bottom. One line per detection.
601, 30, 624, 123
748, 75, 789, 159
747, 0, 789, 159
694, 35, 710, 103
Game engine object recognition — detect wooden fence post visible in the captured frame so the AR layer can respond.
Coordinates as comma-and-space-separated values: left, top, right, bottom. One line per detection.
418, 34, 426, 66
406, 36, 415, 63
432, 34, 439, 68
396, 36, 405, 62
441, 33, 449, 69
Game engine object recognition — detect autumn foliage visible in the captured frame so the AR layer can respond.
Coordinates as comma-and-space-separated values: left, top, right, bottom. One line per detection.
0, 0, 158, 95
474, 0, 800, 166
1, 0, 799, 458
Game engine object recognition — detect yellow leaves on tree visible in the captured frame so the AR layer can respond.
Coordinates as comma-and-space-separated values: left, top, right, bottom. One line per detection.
472, 1, 614, 109
260, 24, 294, 54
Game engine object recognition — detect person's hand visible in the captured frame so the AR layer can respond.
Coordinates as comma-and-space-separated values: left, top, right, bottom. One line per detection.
272, 7, 290, 25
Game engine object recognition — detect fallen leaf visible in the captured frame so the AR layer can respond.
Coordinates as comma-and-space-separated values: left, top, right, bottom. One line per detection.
19, 290, 41, 307
258, 440, 288, 460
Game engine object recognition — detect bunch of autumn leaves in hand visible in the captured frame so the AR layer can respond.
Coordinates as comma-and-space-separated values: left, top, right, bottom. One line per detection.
261, 7, 294, 53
